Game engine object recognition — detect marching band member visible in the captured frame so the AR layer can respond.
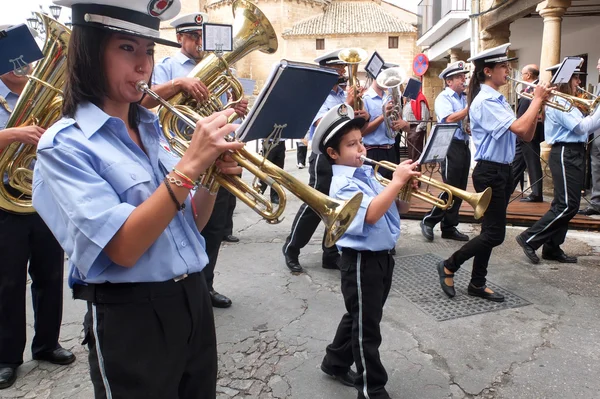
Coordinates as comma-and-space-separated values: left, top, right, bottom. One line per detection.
315, 103, 420, 399
282, 49, 369, 273
362, 62, 408, 180
143, 12, 249, 308
517, 64, 600, 264
0, 43, 74, 391
420, 61, 471, 242
32, 0, 244, 396
436, 44, 552, 302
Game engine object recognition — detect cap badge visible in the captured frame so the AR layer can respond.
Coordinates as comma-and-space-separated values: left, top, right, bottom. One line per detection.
458, 61, 464, 69
194, 14, 203, 24
148, 0, 174, 16
338, 104, 349, 117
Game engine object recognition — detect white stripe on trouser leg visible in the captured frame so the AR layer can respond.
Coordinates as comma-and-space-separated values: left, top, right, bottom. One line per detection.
92, 304, 113, 399
356, 253, 370, 399
527, 146, 568, 244
285, 154, 321, 254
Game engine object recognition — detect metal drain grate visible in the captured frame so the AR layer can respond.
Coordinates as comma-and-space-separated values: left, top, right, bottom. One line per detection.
391, 253, 531, 321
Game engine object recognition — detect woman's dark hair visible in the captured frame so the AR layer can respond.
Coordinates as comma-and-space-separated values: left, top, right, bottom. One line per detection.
467, 61, 498, 107
62, 25, 151, 128
321, 122, 361, 164
555, 77, 577, 96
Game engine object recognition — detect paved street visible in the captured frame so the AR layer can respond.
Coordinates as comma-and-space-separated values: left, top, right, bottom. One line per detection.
3, 151, 600, 399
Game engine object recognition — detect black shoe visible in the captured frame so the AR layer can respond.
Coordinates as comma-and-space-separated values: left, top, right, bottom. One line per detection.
420, 221, 434, 242
322, 257, 340, 270
467, 283, 505, 302
441, 228, 469, 241
282, 246, 303, 273
542, 251, 577, 263
437, 261, 455, 298
0, 367, 16, 390
520, 195, 543, 203
209, 290, 232, 308
320, 363, 357, 387
516, 234, 539, 264
222, 235, 240, 243
578, 207, 600, 216
32, 347, 76, 365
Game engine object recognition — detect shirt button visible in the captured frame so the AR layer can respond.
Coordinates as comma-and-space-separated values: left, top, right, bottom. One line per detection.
130, 173, 136, 180
181, 241, 187, 247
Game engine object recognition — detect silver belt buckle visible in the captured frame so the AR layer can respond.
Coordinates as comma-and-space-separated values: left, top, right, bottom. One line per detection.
173, 273, 188, 282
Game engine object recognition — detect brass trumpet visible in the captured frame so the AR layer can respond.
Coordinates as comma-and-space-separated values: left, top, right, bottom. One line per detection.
338, 48, 368, 110
359, 156, 492, 220
138, 81, 363, 247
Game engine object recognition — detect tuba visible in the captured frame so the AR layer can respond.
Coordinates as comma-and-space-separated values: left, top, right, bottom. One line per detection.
360, 156, 491, 219
376, 67, 407, 139
0, 14, 70, 214
158, 0, 278, 146
338, 48, 368, 110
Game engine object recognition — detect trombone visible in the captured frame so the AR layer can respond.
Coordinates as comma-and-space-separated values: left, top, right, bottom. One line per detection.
137, 81, 362, 247
359, 156, 492, 220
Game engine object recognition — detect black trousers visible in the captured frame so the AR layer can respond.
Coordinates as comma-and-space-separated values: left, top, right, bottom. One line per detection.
446, 161, 513, 287
297, 144, 308, 166
74, 273, 217, 399
283, 152, 339, 263
521, 143, 585, 251
223, 185, 237, 238
259, 141, 286, 202
511, 138, 544, 197
365, 146, 398, 180
422, 139, 471, 231
201, 186, 235, 291
322, 248, 394, 399
0, 210, 65, 368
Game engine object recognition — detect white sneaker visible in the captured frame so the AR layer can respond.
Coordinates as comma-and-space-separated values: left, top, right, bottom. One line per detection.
297, 163, 305, 169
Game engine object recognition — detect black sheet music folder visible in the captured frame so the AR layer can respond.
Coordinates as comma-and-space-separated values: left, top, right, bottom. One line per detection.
236, 60, 339, 142
0, 24, 44, 76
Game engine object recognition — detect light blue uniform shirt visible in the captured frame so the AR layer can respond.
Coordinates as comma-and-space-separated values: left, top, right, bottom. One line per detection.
0, 80, 18, 129
544, 97, 587, 144
32, 102, 209, 287
309, 87, 346, 140
330, 164, 400, 251
470, 84, 517, 164
153, 51, 196, 85
435, 87, 469, 141
362, 87, 394, 146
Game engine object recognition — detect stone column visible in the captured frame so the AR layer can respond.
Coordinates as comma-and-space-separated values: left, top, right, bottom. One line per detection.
536, 0, 571, 195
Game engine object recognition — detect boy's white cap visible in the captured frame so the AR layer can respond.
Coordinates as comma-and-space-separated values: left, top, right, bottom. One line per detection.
53, 0, 181, 47
439, 60, 469, 79
170, 12, 208, 33
467, 43, 517, 64
312, 103, 366, 155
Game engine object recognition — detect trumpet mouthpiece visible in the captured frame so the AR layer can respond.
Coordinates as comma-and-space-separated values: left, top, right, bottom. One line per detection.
136, 81, 148, 92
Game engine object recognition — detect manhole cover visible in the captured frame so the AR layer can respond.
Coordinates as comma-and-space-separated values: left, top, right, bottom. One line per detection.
391, 253, 531, 321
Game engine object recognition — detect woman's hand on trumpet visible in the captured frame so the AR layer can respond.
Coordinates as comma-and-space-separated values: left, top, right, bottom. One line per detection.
176, 108, 245, 181
532, 81, 554, 102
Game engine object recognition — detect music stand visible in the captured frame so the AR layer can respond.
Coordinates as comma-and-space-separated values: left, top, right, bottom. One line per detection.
418, 123, 460, 164
365, 51, 384, 79
202, 23, 233, 53
236, 60, 339, 142
551, 56, 583, 85
0, 24, 43, 76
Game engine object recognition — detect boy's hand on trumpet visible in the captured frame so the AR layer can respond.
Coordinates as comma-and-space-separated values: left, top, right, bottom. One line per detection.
390, 159, 421, 190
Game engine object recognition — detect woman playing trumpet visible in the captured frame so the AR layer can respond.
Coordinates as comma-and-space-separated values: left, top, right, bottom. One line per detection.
32, 0, 243, 397
436, 43, 553, 302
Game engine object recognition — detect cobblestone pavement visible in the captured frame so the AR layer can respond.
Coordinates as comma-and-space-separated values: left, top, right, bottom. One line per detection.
3, 152, 600, 399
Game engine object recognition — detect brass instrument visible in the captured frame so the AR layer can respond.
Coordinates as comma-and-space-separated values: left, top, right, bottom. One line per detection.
360, 156, 491, 220
138, 82, 363, 247
338, 48, 368, 110
376, 67, 407, 139
0, 14, 70, 214
578, 86, 598, 100
158, 0, 278, 148
507, 76, 600, 114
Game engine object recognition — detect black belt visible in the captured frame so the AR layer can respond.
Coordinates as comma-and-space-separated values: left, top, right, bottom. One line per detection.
72, 272, 200, 304
342, 247, 394, 257
552, 142, 585, 149
365, 144, 394, 150
477, 160, 512, 171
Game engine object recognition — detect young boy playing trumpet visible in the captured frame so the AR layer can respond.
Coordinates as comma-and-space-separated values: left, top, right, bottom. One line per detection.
314, 103, 420, 399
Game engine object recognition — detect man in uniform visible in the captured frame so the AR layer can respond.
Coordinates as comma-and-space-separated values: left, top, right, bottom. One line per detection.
282, 49, 369, 273
421, 61, 471, 242
0, 42, 75, 389
141, 13, 248, 308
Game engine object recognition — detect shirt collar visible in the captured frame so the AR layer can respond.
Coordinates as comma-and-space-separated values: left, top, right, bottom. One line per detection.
332, 164, 373, 177
174, 51, 195, 65
480, 83, 504, 100
443, 86, 464, 99
74, 102, 158, 138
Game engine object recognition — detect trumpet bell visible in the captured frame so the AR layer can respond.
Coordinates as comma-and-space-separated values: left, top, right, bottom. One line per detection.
376, 67, 407, 89
322, 192, 363, 247
465, 187, 491, 220
338, 48, 368, 64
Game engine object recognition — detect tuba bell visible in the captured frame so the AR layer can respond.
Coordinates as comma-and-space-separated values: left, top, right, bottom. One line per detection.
158, 0, 278, 149
376, 66, 407, 139
0, 14, 70, 214
338, 48, 368, 110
